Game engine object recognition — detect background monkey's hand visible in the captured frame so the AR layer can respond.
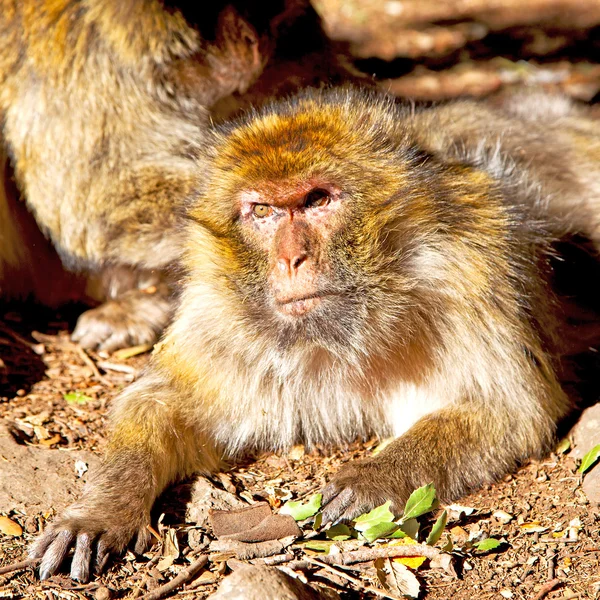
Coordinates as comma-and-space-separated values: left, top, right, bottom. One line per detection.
72, 288, 172, 353
29, 493, 151, 582
205, 6, 264, 97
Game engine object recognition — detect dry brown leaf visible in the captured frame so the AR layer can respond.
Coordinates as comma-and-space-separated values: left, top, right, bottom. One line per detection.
112, 343, 153, 360
0, 516, 23, 537
375, 557, 421, 598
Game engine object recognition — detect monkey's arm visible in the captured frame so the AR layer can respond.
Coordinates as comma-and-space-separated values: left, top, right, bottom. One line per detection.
30, 370, 220, 581
321, 338, 570, 523
321, 405, 542, 522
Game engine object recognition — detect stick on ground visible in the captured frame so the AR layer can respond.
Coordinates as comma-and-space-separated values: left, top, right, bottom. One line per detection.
304, 557, 404, 600
138, 555, 208, 600
532, 578, 561, 600
0, 558, 38, 575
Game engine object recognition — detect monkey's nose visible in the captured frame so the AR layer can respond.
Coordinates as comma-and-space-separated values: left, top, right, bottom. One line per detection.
277, 253, 307, 275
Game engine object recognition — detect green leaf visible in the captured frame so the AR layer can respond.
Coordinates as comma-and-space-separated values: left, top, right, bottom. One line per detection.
361, 522, 400, 543
326, 523, 353, 541
399, 518, 419, 540
300, 540, 334, 552
555, 438, 571, 454
63, 392, 93, 405
579, 444, 600, 474
426, 510, 448, 546
353, 501, 395, 532
474, 538, 502, 552
402, 484, 437, 521
313, 512, 323, 530
441, 535, 453, 552
280, 493, 322, 521
388, 528, 407, 539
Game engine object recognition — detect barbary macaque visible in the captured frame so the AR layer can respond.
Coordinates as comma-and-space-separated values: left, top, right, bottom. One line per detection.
0, 0, 348, 351
32, 86, 600, 581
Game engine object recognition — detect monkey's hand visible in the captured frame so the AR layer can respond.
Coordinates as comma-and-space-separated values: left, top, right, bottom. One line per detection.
320, 457, 406, 525
30, 492, 151, 582
72, 288, 172, 353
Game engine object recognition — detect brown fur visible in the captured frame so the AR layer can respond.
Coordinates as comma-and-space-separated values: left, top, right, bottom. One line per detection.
32, 86, 598, 580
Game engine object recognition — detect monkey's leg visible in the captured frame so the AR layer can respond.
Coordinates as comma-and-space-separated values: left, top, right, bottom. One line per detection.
320, 398, 563, 524
66, 167, 190, 352
30, 372, 220, 582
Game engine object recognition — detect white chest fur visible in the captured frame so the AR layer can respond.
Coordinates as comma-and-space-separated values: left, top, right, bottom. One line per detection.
212, 362, 452, 456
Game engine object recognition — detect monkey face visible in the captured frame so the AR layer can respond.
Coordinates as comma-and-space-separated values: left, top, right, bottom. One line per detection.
189, 90, 421, 354
238, 182, 346, 315
233, 177, 376, 351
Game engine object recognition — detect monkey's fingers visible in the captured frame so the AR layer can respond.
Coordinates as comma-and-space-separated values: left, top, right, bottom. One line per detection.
71, 317, 112, 349
321, 487, 376, 525
70, 533, 93, 582
319, 486, 356, 525
320, 459, 399, 525
33, 529, 75, 580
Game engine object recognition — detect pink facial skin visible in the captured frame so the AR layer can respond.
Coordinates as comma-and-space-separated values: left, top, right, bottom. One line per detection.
238, 180, 346, 316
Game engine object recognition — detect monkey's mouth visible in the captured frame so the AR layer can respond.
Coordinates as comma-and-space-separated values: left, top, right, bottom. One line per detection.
275, 292, 335, 317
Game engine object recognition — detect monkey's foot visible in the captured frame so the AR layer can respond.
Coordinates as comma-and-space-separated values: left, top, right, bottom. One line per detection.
30, 503, 151, 582
320, 458, 405, 525
72, 289, 173, 353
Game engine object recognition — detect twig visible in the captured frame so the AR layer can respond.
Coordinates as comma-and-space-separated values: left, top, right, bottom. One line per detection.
130, 552, 164, 599
532, 578, 561, 600
0, 558, 38, 575
75, 346, 113, 387
0, 324, 44, 354
569, 547, 600, 556
312, 544, 440, 566
138, 555, 208, 600
209, 537, 296, 561
251, 553, 295, 566
547, 554, 555, 580
304, 557, 404, 600
285, 544, 441, 571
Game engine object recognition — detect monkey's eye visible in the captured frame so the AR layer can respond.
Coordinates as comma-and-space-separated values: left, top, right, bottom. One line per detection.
253, 204, 272, 218
305, 188, 331, 208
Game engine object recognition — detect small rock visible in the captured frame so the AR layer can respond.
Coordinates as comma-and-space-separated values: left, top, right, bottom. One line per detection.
571, 403, 600, 459
0, 515, 22, 536
582, 462, 600, 504
74, 460, 89, 478
208, 565, 339, 600
94, 586, 111, 600
187, 528, 207, 551
493, 510, 514, 524
24, 515, 38, 534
